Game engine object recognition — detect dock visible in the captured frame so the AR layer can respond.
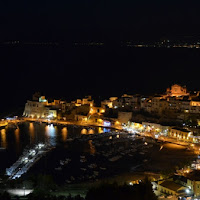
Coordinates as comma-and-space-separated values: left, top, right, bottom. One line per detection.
6, 143, 53, 180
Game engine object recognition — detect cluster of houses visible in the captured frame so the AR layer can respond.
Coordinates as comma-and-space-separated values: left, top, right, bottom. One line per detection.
141, 84, 200, 117
153, 157, 200, 199
22, 86, 200, 199
154, 171, 200, 199
23, 84, 200, 130
23, 92, 135, 127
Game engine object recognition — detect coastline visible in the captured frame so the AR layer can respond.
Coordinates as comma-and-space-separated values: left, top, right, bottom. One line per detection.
21, 117, 123, 131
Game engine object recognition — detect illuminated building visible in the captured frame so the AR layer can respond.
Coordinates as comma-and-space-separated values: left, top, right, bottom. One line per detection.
150, 96, 168, 114
112, 94, 141, 111
142, 122, 169, 134
23, 100, 49, 118
75, 114, 88, 122
101, 97, 118, 108
156, 180, 187, 196
169, 127, 193, 142
72, 96, 94, 107
23, 95, 58, 119
140, 98, 152, 113
89, 106, 105, 115
166, 84, 189, 97
155, 172, 200, 198
176, 172, 200, 197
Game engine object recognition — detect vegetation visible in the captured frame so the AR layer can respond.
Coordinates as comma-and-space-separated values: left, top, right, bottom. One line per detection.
85, 178, 157, 200
0, 192, 11, 200
0, 178, 157, 200
26, 194, 84, 200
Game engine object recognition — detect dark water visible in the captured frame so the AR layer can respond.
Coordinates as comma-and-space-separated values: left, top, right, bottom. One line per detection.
1, 44, 200, 116
0, 122, 112, 171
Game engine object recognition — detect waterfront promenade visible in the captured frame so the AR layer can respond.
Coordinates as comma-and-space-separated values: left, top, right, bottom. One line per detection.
8, 117, 200, 151
20, 117, 123, 130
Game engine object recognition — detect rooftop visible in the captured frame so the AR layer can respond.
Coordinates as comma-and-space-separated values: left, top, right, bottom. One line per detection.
160, 180, 184, 192
186, 170, 200, 181
171, 127, 190, 133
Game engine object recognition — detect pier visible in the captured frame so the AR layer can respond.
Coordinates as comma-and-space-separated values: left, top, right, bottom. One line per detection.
6, 143, 53, 180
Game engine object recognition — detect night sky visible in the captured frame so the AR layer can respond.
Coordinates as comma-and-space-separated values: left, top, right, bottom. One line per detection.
1, 1, 200, 115
1, 1, 200, 40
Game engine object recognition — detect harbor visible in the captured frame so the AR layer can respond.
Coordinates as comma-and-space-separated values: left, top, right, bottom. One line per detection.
0, 121, 197, 199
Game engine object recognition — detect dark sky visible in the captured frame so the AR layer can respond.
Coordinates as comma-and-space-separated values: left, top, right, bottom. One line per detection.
1, 1, 200, 41
1, 1, 200, 116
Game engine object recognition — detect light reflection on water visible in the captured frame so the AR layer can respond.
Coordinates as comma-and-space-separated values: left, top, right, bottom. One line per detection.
0, 122, 113, 158
81, 127, 110, 135
1, 129, 6, 148
103, 128, 111, 133
61, 127, 68, 142
14, 128, 20, 154
29, 123, 35, 144
88, 129, 94, 134
45, 124, 57, 146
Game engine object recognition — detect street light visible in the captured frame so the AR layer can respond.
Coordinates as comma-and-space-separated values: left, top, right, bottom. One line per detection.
23, 186, 25, 196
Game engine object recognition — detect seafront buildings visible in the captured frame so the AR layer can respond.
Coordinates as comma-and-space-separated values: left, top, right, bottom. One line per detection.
153, 157, 200, 198
22, 84, 200, 145
2, 84, 200, 199
23, 84, 200, 126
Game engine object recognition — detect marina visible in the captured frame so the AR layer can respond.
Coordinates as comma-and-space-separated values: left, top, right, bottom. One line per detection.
0, 121, 197, 200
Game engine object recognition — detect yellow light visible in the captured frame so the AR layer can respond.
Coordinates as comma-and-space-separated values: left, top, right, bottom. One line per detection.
88, 129, 94, 134
98, 127, 103, 133
90, 108, 94, 114
1, 129, 6, 148
115, 121, 120, 125
61, 127, 68, 142
98, 119, 103, 123
15, 128, 20, 144
81, 128, 87, 134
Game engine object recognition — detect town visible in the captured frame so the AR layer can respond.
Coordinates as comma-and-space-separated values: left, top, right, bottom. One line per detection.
22, 84, 200, 137
2, 84, 200, 200
21, 84, 200, 199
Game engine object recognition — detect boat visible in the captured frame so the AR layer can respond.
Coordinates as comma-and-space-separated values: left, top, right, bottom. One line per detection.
60, 160, 65, 165
88, 163, 97, 169
55, 167, 62, 171
60, 158, 71, 166
80, 158, 87, 163
109, 156, 122, 162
